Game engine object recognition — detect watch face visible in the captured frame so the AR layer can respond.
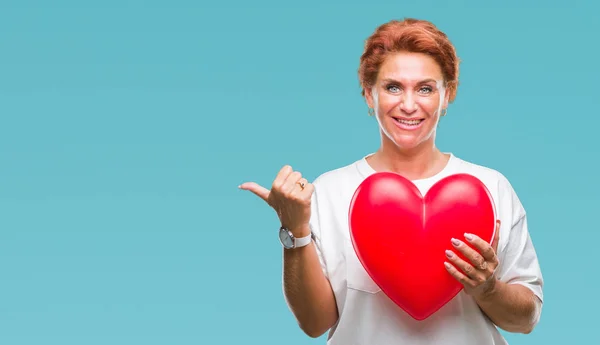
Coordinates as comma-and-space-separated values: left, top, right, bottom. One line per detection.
279, 228, 294, 248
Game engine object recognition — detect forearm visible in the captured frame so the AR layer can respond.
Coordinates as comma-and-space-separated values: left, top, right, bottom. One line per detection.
283, 228, 338, 338
475, 280, 541, 334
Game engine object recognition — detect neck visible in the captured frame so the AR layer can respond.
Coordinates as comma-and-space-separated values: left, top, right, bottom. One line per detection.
367, 135, 449, 180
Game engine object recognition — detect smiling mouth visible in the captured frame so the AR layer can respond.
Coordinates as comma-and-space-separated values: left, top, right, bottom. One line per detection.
393, 118, 425, 127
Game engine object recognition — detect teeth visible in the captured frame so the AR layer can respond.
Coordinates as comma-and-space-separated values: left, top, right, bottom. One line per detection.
397, 119, 422, 125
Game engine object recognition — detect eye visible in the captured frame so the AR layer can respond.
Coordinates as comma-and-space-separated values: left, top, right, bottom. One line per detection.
418, 86, 434, 95
386, 84, 401, 93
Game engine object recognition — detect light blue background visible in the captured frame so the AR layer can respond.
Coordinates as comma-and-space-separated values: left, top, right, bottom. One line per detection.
0, 0, 597, 344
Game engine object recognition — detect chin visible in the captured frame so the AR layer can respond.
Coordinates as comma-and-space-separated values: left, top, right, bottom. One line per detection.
388, 131, 435, 152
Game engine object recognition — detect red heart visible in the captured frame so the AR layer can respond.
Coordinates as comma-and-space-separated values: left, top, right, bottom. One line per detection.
348, 172, 496, 320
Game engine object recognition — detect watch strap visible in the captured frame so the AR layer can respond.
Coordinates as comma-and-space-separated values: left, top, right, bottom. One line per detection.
294, 232, 313, 248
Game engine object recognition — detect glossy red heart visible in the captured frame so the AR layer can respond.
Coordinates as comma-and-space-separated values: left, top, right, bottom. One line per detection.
348, 172, 496, 320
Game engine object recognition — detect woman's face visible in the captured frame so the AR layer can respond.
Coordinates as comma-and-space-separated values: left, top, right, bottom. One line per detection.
365, 51, 449, 153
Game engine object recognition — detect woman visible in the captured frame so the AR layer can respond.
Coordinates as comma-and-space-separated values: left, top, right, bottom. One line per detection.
240, 18, 543, 344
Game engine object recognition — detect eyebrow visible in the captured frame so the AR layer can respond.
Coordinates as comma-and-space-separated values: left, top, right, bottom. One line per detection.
381, 78, 439, 84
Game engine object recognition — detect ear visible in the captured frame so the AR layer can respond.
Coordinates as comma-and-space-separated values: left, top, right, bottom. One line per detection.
442, 85, 450, 110
364, 87, 375, 109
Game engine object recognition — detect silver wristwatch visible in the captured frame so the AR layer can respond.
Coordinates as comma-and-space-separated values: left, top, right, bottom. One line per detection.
278, 226, 313, 249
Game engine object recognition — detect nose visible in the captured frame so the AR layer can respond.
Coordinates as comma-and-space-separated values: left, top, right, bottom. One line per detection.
399, 93, 418, 114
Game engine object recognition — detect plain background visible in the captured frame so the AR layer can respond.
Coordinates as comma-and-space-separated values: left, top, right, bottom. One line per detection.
1, 0, 597, 344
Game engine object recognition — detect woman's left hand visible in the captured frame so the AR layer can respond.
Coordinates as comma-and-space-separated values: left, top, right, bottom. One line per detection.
444, 220, 501, 300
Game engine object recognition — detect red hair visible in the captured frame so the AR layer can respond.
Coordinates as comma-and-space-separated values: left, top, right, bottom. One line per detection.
358, 18, 460, 102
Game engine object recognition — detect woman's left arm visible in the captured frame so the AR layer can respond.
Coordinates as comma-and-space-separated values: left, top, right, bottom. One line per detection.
473, 279, 542, 333
444, 216, 544, 334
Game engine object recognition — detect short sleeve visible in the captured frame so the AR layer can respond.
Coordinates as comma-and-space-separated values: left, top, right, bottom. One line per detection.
309, 184, 329, 279
495, 174, 544, 325
496, 214, 543, 300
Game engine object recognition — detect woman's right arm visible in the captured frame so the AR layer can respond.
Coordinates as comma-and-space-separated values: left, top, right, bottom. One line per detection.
282, 224, 339, 338
240, 165, 339, 338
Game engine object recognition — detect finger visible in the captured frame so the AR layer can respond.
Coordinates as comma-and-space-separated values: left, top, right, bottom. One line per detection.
272, 165, 293, 190
282, 171, 302, 193
239, 182, 270, 203
294, 177, 309, 194
444, 261, 473, 287
451, 238, 487, 270
463, 233, 496, 262
302, 181, 315, 196
289, 178, 314, 210
298, 180, 315, 201
445, 249, 485, 281
492, 220, 501, 253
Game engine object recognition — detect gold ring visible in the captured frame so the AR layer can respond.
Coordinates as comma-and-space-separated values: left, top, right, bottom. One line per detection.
298, 181, 305, 190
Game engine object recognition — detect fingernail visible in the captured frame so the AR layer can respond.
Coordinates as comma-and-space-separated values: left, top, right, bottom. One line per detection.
464, 233, 474, 241
444, 262, 451, 269
445, 250, 454, 258
451, 238, 461, 247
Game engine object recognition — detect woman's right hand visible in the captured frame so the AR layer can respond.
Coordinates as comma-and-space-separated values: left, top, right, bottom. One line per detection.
239, 165, 314, 237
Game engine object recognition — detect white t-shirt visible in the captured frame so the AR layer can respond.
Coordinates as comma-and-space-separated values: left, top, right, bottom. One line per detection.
308, 153, 544, 345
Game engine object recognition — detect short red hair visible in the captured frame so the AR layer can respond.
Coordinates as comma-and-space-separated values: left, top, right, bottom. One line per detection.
358, 18, 460, 103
